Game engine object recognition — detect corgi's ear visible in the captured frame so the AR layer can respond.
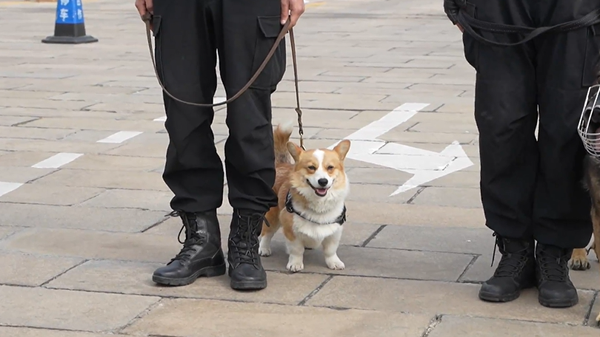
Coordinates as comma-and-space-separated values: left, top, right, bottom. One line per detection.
333, 140, 351, 161
287, 141, 302, 162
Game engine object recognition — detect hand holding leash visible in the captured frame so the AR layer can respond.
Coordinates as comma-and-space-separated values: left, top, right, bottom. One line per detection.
135, 0, 154, 31
281, 0, 305, 27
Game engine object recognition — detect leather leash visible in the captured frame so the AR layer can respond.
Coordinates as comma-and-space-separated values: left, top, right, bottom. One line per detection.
141, 13, 305, 150
457, 8, 600, 47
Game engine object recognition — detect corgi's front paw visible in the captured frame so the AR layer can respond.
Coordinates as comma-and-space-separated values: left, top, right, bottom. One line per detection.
325, 255, 345, 270
286, 256, 304, 272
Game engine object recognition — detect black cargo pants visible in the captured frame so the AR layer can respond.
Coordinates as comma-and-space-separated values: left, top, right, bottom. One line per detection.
462, 0, 600, 248
151, 0, 286, 214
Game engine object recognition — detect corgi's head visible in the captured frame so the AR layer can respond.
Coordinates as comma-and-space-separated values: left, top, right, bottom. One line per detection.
286, 140, 351, 200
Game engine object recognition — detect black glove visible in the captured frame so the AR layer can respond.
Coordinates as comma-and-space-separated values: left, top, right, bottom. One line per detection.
444, 0, 466, 25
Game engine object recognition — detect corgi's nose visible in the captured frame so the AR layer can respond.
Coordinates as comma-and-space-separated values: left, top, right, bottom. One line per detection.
318, 178, 328, 187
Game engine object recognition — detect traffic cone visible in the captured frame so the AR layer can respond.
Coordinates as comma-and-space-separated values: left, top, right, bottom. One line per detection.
42, 0, 98, 44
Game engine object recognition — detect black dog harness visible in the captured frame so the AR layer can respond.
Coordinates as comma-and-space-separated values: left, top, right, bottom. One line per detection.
284, 191, 347, 226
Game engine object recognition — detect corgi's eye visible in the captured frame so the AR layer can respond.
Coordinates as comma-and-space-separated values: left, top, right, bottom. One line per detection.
308, 165, 316, 171
327, 165, 334, 171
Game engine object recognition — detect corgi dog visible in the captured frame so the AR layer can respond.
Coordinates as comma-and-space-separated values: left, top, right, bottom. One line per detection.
258, 122, 351, 272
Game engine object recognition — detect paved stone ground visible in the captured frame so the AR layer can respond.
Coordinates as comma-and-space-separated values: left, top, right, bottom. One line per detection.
0, 0, 599, 336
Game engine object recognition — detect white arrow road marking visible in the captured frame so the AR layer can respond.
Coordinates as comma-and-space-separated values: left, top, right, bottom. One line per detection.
0, 182, 23, 198
329, 103, 474, 196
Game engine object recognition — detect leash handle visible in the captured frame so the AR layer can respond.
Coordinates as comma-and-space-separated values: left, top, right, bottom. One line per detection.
457, 8, 600, 47
141, 14, 306, 147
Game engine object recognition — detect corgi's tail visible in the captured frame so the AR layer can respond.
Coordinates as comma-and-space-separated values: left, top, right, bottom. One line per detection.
273, 120, 294, 165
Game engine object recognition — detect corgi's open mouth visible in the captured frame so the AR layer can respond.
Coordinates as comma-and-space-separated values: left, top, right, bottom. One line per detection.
307, 180, 329, 197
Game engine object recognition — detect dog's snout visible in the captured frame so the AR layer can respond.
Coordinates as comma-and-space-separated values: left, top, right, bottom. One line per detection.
318, 178, 328, 187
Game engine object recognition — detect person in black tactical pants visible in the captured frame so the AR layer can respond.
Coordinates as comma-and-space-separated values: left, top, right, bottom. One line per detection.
135, 0, 305, 291
444, 0, 600, 307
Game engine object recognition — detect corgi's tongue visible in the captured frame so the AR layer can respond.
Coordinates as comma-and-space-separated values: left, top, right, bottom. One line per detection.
315, 188, 328, 196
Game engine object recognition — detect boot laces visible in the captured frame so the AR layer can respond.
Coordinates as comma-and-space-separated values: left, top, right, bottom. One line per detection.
229, 212, 265, 267
537, 247, 569, 282
167, 210, 207, 264
494, 252, 529, 277
491, 234, 530, 278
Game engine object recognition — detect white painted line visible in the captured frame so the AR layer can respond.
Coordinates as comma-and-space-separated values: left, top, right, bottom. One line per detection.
329, 102, 474, 196
32, 152, 83, 169
97, 131, 143, 144
0, 182, 23, 198
153, 116, 166, 122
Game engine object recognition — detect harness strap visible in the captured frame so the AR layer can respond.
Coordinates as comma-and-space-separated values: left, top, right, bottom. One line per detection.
140, 13, 305, 150
284, 191, 347, 225
457, 8, 600, 47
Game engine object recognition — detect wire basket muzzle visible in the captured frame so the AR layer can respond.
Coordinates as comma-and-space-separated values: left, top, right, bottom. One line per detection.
577, 84, 600, 157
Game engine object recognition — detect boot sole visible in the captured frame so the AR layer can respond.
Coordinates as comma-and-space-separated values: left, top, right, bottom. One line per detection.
153, 263, 226, 286
230, 279, 267, 291
478, 290, 521, 303
478, 278, 536, 303
538, 296, 579, 308
227, 267, 267, 290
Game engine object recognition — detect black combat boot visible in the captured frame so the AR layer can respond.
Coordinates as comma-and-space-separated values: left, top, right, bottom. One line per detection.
479, 234, 536, 302
227, 209, 267, 291
535, 243, 578, 308
152, 210, 226, 286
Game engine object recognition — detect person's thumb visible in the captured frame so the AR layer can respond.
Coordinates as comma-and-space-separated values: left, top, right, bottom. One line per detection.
281, 0, 289, 24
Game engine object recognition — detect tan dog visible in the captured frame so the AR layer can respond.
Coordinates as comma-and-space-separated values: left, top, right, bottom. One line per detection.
258, 122, 351, 272
569, 155, 600, 324
570, 77, 600, 325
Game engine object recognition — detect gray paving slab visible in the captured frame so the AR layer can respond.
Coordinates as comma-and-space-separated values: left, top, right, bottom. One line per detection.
0, 116, 38, 126
429, 316, 600, 337
61, 153, 164, 172
408, 186, 483, 209
260, 244, 474, 281
305, 276, 594, 325
79, 189, 173, 211
0, 184, 104, 206
0, 251, 82, 286
0, 327, 110, 337
46, 260, 329, 306
343, 201, 486, 228
122, 298, 433, 337
0, 228, 178, 262
0, 226, 17, 240
0, 203, 166, 232
32, 168, 170, 191
366, 225, 493, 255
0, 285, 159, 332
0, 166, 55, 183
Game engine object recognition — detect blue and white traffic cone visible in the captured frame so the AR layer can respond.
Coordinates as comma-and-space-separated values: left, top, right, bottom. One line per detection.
42, 0, 98, 44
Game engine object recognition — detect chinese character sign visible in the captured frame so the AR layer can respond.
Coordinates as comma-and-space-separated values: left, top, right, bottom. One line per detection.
55, 0, 85, 24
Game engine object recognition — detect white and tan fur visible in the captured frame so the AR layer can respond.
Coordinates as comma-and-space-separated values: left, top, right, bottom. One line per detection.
259, 121, 351, 272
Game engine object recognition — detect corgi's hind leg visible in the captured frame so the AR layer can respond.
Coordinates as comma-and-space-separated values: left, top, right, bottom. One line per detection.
258, 208, 280, 257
